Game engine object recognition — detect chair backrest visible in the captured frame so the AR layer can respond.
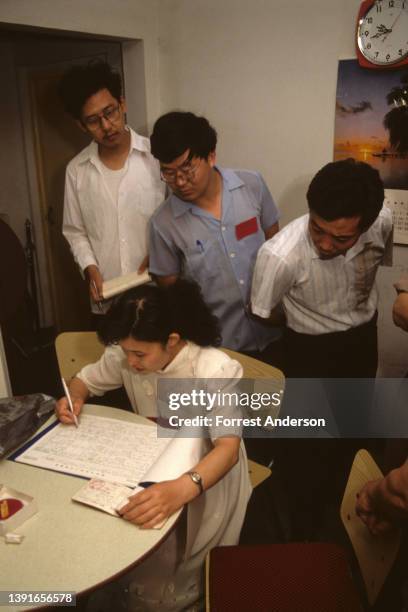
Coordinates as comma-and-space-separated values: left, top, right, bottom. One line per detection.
220, 348, 285, 427
340, 448, 401, 606
247, 459, 271, 488
220, 348, 284, 381
55, 331, 104, 381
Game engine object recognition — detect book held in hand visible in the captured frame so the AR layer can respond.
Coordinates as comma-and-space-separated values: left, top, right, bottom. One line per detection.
102, 270, 151, 300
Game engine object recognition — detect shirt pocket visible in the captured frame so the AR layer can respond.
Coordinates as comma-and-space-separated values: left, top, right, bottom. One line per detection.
182, 238, 221, 281
238, 226, 265, 269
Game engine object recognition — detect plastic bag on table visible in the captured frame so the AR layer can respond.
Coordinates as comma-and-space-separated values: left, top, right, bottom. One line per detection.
0, 393, 56, 457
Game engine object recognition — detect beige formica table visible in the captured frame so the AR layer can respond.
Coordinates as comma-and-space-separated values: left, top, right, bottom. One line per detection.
0, 404, 181, 611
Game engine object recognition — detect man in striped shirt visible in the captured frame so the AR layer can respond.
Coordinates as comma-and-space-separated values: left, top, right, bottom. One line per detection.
251, 158, 392, 378
251, 159, 392, 540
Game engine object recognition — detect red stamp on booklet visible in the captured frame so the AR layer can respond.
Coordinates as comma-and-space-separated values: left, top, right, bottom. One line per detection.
235, 217, 258, 240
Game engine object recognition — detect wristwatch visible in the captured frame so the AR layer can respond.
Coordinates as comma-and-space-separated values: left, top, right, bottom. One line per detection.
187, 471, 204, 494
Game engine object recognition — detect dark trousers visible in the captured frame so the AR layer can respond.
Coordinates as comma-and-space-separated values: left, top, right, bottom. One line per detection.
255, 315, 381, 540
281, 313, 378, 379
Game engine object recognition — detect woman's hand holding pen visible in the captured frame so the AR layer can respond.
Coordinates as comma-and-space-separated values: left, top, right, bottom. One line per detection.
56, 395, 84, 425
118, 475, 199, 529
55, 376, 89, 425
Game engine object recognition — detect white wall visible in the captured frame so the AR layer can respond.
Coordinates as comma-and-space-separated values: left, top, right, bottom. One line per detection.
157, 0, 360, 223
156, 0, 408, 375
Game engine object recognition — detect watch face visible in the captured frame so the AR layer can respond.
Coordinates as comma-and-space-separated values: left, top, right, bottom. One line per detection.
357, 0, 408, 65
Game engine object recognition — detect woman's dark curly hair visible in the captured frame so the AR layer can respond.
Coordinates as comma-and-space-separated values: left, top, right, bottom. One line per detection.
98, 279, 221, 347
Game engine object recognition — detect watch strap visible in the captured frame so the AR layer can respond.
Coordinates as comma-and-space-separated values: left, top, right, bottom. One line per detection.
187, 471, 204, 494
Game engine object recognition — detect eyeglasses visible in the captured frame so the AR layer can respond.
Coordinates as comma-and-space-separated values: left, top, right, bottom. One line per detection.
82, 105, 121, 130
160, 157, 202, 183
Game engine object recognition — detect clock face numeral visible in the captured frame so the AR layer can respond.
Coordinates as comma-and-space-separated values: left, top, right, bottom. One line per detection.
358, 0, 408, 65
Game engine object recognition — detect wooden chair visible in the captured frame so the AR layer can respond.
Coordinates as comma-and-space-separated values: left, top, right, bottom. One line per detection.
55, 331, 104, 381
340, 449, 401, 606
220, 347, 284, 382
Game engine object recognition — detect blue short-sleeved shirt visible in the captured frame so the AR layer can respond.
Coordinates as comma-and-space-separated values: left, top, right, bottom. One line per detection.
149, 167, 280, 352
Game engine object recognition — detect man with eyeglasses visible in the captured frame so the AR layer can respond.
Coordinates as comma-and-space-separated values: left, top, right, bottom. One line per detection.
148, 111, 280, 360
60, 61, 164, 315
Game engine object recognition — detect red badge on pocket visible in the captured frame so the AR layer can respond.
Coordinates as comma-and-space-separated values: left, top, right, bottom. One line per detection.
235, 217, 258, 240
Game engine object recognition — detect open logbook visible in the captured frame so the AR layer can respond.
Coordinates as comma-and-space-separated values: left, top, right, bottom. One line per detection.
12, 412, 204, 522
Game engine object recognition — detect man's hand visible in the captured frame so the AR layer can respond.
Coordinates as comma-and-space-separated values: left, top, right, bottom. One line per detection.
356, 462, 408, 535
356, 478, 399, 535
56, 395, 84, 425
138, 255, 149, 274
393, 292, 408, 332
118, 475, 197, 529
85, 264, 103, 302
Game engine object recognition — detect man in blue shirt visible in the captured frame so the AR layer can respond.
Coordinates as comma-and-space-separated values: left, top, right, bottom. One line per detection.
148, 111, 280, 358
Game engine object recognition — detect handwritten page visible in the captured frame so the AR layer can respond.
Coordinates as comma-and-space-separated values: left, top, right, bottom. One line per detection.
15, 415, 170, 487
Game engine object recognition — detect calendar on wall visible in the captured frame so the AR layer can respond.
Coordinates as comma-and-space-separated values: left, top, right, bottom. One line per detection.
384, 190, 408, 246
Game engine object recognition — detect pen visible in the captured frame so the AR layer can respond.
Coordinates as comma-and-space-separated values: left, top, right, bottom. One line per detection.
91, 280, 103, 312
61, 377, 79, 427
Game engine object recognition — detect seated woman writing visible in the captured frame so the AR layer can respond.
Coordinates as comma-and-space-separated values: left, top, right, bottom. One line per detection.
56, 279, 251, 611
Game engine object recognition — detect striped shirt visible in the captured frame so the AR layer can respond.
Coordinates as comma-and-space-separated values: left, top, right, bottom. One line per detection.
251, 206, 393, 335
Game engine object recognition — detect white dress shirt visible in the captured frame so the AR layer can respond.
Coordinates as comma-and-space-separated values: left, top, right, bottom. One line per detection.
78, 341, 243, 418
63, 127, 165, 310
251, 206, 393, 335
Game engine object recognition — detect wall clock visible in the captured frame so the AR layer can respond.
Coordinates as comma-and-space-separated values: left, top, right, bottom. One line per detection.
356, 0, 408, 68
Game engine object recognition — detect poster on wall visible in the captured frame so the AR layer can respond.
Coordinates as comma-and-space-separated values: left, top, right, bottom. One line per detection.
334, 59, 408, 244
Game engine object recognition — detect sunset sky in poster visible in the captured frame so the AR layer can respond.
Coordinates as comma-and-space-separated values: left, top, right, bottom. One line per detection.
334, 59, 406, 157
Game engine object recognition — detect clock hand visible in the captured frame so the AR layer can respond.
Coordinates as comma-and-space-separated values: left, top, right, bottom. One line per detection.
370, 24, 392, 39
382, 9, 403, 42
389, 8, 403, 32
